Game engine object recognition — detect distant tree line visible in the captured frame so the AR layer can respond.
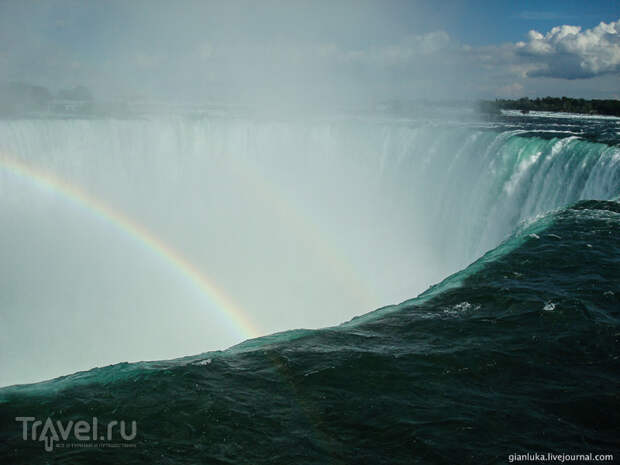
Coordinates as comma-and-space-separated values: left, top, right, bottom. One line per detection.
0, 82, 93, 116
478, 97, 620, 117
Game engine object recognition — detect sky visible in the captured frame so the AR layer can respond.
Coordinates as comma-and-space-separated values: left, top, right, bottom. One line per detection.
0, 0, 619, 103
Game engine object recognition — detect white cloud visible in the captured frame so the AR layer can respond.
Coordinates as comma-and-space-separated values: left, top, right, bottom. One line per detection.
1, 0, 617, 102
515, 19, 620, 78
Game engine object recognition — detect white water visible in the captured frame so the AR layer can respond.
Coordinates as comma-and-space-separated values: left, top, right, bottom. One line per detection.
1, 117, 619, 386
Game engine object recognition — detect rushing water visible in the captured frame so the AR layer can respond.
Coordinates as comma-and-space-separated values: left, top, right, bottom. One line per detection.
0, 111, 619, 463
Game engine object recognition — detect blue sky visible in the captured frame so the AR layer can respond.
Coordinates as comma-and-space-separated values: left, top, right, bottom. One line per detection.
1, 0, 619, 102
441, 0, 620, 45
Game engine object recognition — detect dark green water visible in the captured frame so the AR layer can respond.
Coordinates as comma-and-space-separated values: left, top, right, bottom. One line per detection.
1, 198, 618, 464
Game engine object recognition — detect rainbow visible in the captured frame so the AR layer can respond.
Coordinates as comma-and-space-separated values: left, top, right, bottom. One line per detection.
0, 152, 261, 340
223, 150, 380, 311
0, 148, 370, 437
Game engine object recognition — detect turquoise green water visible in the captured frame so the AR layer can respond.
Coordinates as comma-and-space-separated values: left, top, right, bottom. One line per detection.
0, 113, 619, 463
1, 198, 618, 464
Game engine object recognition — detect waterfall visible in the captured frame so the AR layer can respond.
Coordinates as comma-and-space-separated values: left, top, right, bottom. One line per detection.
0, 116, 618, 386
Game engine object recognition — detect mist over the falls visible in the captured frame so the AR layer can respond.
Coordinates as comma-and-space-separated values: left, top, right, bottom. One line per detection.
1, 116, 619, 387
1, 0, 620, 388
